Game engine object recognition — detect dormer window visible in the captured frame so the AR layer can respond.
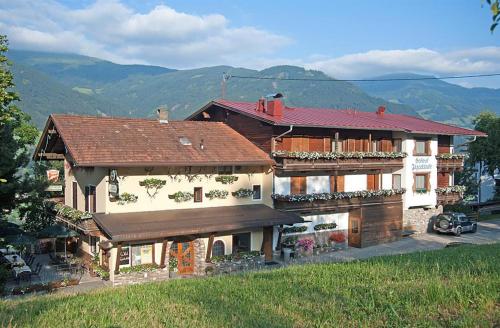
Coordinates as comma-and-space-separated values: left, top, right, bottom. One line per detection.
179, 137, 192, 146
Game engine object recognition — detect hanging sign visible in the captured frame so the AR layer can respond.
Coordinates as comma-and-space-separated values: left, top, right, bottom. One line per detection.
109, 169, 119, 198
46, 169, 60, 182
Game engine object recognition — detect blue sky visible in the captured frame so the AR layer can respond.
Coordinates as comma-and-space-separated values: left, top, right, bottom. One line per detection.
1, 0, 500, 87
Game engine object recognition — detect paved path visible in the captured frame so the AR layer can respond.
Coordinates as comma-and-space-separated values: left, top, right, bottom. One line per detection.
292, 219, 500, 264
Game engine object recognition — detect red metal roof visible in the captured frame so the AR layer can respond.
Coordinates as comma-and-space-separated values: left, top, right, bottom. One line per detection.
35, 115, 274, 167
205, 99, 486, 136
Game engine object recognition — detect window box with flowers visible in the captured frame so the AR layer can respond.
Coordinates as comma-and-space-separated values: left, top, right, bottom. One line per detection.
231, 188, 254, 198
205, 189, 229, 200
215, 175, 239, 184
168, 191, 194, 202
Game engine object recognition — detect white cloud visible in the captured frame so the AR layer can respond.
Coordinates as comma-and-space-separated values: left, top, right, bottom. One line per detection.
0, 0, 291, 68
304, 47, 500, 81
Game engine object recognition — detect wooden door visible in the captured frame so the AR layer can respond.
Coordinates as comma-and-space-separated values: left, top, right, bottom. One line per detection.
170, 242, 195, 274
348, 209, 362, 247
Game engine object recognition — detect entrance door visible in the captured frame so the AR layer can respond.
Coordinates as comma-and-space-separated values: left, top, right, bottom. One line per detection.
170, 242, 195, 274
232, 233, 251, 253
348, 209, 362, 247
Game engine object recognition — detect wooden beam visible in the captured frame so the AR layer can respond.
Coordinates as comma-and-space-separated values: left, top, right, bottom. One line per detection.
263, 226, 273, 262
159, 239, 168, 268
114, 243, 122, 275
368, 133, 372, 152
275, 225, 283, 251
38, 153, 65, 160
205, 234, 215, 263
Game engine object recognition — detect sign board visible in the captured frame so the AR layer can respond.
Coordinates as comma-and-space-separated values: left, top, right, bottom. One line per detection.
46, 169, 59, 183
109, 169, 119, 198
45, 184, 63, 192
412, 157, 432, 171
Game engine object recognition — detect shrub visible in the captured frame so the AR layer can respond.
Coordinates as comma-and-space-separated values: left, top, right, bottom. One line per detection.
120, 263, 159, 274
329, 232, 346, 243
443, 203, 475, 215
296, 238, 314, 252
282, 226, 308, 234
314, 223, 337, 231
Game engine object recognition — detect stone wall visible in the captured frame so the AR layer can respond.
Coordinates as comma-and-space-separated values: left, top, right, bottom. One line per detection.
193, 239, 206, 276
403, 206, 443, 234
112, 268, 170, 287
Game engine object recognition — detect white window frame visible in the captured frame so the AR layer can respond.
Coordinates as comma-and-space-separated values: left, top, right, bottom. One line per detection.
252, 184, 262, 201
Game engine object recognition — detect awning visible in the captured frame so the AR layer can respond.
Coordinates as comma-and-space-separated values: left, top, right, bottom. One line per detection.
93, 204, 304, 242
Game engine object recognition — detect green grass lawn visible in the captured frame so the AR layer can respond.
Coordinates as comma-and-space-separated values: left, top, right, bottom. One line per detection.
1, 244, 499, 328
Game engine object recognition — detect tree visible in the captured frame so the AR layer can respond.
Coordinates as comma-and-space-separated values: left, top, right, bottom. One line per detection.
486, 0, 500, 32
0, 35, 38, 212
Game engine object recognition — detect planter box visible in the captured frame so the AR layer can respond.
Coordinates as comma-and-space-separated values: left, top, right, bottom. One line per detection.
275, 156, 404, 173
436, 158, 464, 172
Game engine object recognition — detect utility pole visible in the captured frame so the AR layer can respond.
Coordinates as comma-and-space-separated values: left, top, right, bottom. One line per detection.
221, 72, 230, 99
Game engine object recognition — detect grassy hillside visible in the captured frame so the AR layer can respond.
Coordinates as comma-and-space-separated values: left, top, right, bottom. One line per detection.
9, 50, 417, 127
1, 243, 498, 327
356, 73, 500, 127
11, 63, 134, 126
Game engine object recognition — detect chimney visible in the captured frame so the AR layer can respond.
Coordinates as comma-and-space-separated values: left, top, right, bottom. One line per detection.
265, 93, 284, 117
256, 97, 266, 112
376, 106, 386, 117
157, 107, 168, 123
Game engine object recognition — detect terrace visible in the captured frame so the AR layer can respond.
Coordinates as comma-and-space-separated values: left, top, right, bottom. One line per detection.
272, 189, 405, 212
436, 154, 465, 172
436, 186, 465, 205
272, 151, 405, 173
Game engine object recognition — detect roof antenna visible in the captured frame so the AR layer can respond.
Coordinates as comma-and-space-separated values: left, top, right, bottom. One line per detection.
221, 72, 230, 99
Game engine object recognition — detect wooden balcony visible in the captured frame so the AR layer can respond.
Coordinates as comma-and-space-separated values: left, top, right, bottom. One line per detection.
436, 192, 463, 205
273, 154, 404, 173
273, 193, 403, 212
436, 156, 464, 172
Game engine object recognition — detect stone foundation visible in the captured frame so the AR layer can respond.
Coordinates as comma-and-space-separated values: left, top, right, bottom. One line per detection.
112, 268, 170, 286
193, 238, 206, 276
403, 206, 443, 234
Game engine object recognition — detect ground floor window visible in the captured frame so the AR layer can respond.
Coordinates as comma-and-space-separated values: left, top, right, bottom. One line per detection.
119, 243, 153, 266
392, 174, 402, 189
232, 233, 251, 253
89, 236, 99, 254
414, 173, 429, 193
212, 240, 225, 257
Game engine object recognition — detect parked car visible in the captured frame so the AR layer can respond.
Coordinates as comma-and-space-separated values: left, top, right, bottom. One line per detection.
433, 212, 477, 236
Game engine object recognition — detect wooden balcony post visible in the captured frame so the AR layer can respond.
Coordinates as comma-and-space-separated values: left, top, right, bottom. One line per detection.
206, 234, 215, 263
263, 226, 273, 262
114, 243, 122, 275
159, 239, 168, 268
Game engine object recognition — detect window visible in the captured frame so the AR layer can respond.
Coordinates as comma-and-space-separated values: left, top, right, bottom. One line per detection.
351, 219, 359, 234
414, 140, 429, 156
89, 236, 99, 254
72, 181, 78, 210
85, 185, 96, 213
371, 140, 379, 152
335, 139, 343, 152
393, 139, 402, 152
252, 185, 261, 200
217, 166, 233, 175
415, 173, 429, 193
194, 187, 203, 202
392, 174, 402, 189
131, 244, 153, 266
212, 240, 225, 257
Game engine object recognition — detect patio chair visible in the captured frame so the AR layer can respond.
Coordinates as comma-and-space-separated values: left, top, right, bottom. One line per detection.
31, 263, 42, 280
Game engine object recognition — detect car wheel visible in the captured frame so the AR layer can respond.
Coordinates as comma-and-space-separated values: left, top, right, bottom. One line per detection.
472, 225, 477, 233
455, 227, 462, 236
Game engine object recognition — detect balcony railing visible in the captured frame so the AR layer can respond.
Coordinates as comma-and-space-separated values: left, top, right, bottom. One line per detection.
272, 189, 405, 212
435, 185, 465, 205
272, 151, 406, 173
436, 154, 464, 172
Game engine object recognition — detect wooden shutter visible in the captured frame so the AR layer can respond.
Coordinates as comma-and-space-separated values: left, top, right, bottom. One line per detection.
425, 140, 431, 155
425, 174, 430, 192
412, 174, 416, 192
291, 177, 306, 194
437, 173, 449, 188
347, 139, 355, 152
329, 176, 336, 192
337, 175, 345, 192
291, 137, 302, 151
367, 174, 375, 190
72, 181, 78, 210
355, 139, 363, 152
194, 187, 203, 202
323, 137, 331, 152
363, 139, 369, 152
276, 137, 292, 151
85, 186, 96, 213
375, 174, 381, 190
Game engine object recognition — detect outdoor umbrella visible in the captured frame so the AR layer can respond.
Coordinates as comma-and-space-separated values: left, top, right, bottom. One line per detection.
0, 222, 24, 237
38, 225, 78, 258
4, 233, 38, 247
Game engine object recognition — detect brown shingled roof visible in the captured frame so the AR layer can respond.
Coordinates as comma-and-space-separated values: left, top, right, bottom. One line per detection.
35, 115, 273, 167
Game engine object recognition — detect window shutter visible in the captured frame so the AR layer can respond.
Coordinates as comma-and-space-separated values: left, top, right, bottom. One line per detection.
425, 140, 431, 155
300, 176, 307, 194
425, 174, 430, 191
412, 174, 416, 192
301, 137, 309, 152
72, 181, 78, 210
291, 177, 307, 194
329, 176, 336, 192
375, 173, 381, 190
337, 175, 345, 192
324, 137, 331, 152
309, 138, 324, 151
367, 174, 375, 190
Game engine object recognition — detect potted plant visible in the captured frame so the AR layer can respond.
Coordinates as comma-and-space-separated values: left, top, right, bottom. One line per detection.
329, 232, 347, 250
296, 238, 314, 257
169, 257, 178, 278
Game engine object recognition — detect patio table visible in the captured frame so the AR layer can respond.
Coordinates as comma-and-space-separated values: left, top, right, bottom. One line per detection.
4, 254, 26, 267
12, 265, 32, 278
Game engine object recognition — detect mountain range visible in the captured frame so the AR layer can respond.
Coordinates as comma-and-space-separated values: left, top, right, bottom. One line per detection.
7, 50, 500, 129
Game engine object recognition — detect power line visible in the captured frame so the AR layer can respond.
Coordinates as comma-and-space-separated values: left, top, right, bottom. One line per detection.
225, 72, 500, 83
